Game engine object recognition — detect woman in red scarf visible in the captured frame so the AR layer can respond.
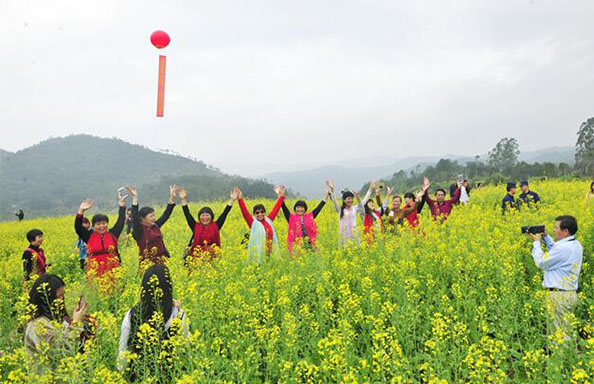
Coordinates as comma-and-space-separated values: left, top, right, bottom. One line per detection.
179, 187, 237, 263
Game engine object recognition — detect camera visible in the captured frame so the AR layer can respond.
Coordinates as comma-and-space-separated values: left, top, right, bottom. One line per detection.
521, 225, 545, 234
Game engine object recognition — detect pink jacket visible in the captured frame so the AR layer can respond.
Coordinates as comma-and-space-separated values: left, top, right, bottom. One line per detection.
287, 212, 317, 252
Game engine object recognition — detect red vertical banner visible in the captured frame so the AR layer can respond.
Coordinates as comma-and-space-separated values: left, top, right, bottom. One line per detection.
156, 55, 167, 117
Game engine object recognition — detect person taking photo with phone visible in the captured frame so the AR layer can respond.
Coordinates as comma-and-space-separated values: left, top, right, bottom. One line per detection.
25, 274, 90, 373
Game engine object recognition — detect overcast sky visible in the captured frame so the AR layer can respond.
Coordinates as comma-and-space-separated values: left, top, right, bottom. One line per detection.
1, 0, 593, 175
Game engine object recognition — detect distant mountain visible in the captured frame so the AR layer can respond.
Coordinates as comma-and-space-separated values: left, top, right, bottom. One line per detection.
518, 146, 575, 164
0, 149, 12, 160
0, 135, 275, 220
262, 147, 575, 198
262, 156, 463, 199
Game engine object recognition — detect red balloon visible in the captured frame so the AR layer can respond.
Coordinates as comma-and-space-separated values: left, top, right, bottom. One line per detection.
150, 30, 170, 49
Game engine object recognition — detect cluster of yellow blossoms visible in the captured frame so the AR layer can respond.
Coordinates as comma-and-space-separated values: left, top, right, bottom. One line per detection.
0, 180, 591, 383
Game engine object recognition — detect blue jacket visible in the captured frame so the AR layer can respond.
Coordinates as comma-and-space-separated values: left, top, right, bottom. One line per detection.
502, 193, 519, 213
520, 190, 540, 205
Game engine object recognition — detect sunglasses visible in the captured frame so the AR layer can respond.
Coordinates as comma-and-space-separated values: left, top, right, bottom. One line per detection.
254, 210, 265, 214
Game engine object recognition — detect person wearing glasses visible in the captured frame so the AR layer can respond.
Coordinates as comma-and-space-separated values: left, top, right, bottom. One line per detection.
237, 186, 285, 263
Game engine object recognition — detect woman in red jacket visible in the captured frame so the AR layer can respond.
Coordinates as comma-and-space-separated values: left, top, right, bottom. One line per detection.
237, 186, 285, 263
179, 187, 238, 263
74, 192, 126, 277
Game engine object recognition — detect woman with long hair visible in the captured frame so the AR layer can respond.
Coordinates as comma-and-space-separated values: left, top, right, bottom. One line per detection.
328, 180, 373, 246
362, 183, 385, 242
25, 274, 89, 371
118, 265, 189, 382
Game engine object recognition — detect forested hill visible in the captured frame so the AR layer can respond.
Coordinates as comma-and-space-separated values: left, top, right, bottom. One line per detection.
0, 135, 276, 220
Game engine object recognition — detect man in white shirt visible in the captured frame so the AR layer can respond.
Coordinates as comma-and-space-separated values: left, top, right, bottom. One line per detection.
527, 215, 583, 344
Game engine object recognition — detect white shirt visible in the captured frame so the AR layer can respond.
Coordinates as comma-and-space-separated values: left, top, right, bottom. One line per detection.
460, 186, 469, 204
531, 235, 583, 290
331, 188, 372, 245
118, 306, 189, 370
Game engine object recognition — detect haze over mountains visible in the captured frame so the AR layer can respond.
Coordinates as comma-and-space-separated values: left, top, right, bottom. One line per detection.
0, 135, 576, 219
261, 147, 575, 198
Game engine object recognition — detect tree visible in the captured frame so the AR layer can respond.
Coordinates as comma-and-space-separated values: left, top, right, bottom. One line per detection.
575, 117, 594, 176
488, 138, 520, 173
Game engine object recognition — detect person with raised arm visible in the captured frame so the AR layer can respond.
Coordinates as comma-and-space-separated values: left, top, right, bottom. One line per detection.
422, 176, 461, 222
329, 180, 372, 246
280, 186, 330, 254
179, 186, 237, 262
460, 180, 470, 205
362, 182, 385, 242
376, 187, 405, 231
401, 192, 420, 229
237, 185, 285, 263
128, 186, 177, 266
75, 192, 126, 277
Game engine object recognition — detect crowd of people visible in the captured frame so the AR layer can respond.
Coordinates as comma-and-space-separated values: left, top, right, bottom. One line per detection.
17, 178, 590, 379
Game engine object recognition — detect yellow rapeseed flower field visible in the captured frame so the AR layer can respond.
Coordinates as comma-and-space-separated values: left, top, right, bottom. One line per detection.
0, 180, 592, 383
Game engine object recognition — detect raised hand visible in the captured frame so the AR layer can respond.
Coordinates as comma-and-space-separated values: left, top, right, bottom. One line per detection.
126, 186, 138, 205
230, 187, 239, 203
273, 185, 283, 197
178, 188, 188, 201
326, 180, 334, 193
117, 191, 126, 207
386, 186, 393, 196
423, 176, 431, 192
169, 185, 178, 203
279, 185, 286, 197
125, 186, 137, 197
78, 199, 93, 214
373, 182, 382, 196
236, 187, 243, 200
